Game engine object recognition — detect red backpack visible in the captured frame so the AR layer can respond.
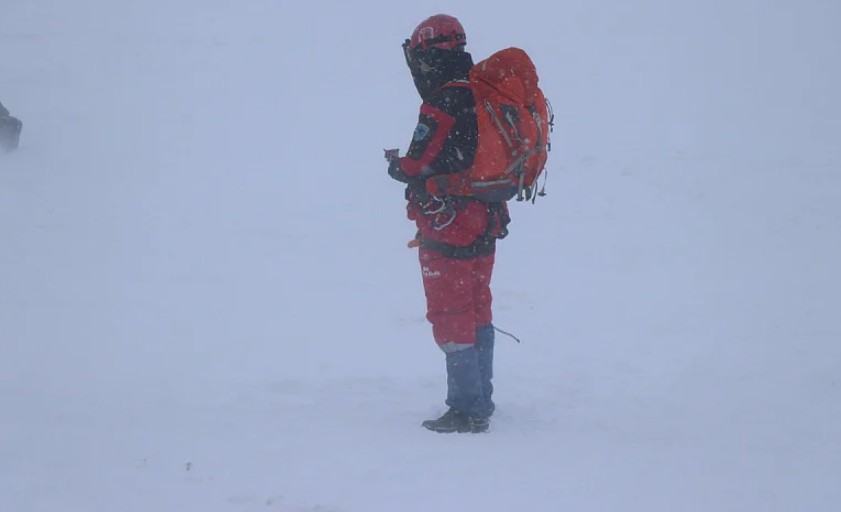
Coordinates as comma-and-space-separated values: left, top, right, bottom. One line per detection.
426, 47, 552, 202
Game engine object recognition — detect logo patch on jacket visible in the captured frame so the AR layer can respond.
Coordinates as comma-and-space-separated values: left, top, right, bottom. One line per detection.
413, 123, 431, 141
421, 266, 441, 279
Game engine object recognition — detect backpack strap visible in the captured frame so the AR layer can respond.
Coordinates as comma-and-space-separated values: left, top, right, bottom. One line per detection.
439, 79, 471, 91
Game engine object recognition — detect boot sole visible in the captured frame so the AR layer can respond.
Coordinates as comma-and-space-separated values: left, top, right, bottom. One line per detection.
421, 422, 489, 434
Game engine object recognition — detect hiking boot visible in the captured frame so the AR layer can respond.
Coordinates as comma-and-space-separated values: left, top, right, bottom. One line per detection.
422, 408, 489, 433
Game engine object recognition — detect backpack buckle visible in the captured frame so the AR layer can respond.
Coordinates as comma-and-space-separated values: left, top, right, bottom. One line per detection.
422, 197, 458, 231
433, 206, 457, 231
421, 196, 448, 215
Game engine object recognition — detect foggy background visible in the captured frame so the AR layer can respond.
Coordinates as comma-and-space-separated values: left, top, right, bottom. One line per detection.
2, 1, 839, 511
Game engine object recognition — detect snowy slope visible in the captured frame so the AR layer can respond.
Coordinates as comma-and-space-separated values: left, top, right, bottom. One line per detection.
2, 1, 840, 511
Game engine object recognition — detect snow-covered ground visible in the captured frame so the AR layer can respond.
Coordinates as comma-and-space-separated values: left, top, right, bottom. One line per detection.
2, 1, 839, 511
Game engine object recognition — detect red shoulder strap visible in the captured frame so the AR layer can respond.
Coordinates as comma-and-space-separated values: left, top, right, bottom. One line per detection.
439, 80, 472, 91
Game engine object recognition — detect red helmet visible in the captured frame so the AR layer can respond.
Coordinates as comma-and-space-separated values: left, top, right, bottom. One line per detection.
407, 14, 467, 52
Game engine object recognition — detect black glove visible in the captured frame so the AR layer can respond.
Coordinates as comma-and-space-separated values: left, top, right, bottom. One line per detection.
384, 148, 415, 184
384, 148, 399, 162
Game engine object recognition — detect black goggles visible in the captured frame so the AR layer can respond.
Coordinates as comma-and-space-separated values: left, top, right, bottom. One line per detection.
402, 39, 414, 64
402, 33, 464, 62
402, 42, 435, 74
402, 39, 430, 65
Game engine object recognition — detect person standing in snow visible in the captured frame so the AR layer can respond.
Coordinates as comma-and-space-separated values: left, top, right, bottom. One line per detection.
385, 14, 510, 434
0, 100, 23, 152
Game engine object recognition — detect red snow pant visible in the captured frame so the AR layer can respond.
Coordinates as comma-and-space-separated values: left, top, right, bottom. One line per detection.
418, 248, 495, 352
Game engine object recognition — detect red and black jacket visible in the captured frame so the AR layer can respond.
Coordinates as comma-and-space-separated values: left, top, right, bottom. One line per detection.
389, 50, 509, 258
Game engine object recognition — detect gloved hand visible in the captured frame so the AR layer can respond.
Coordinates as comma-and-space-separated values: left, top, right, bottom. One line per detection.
383, 148, 400, 162
385, 148, 415, 184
